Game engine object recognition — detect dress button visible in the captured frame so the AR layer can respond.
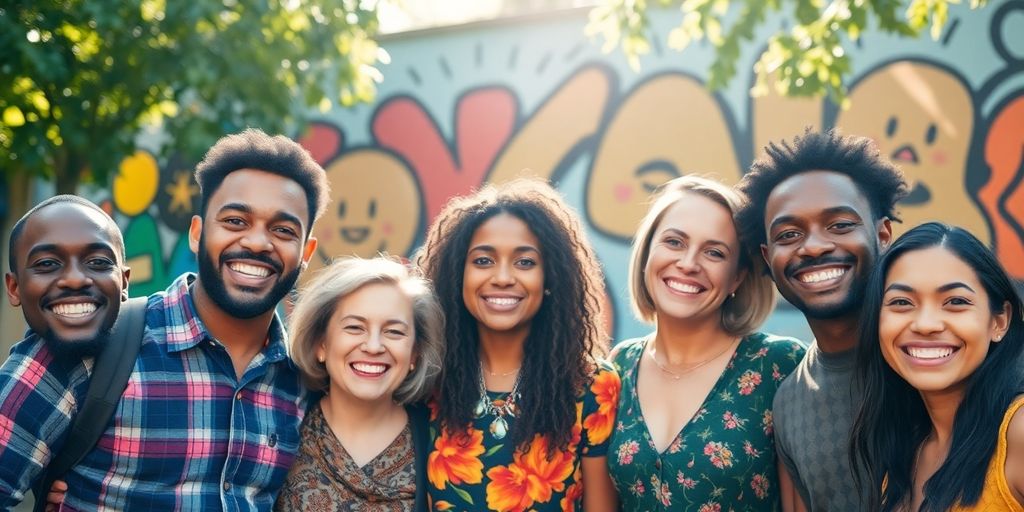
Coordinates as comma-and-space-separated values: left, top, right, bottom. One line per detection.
223, 482, 231, 491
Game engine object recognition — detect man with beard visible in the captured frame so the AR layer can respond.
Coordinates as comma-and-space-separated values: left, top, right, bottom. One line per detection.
0, 129, 327, 511
735, 129, 907, 512
0, 195, 130, 502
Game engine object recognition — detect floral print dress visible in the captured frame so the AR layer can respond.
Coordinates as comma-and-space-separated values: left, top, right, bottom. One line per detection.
426, 361, 621, 511
607, 332, 805, 511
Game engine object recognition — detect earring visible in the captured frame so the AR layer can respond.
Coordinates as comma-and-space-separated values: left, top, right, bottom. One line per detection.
318, 355, 325, 363
730, 292, 736, 299
410, 363, 416, 371
543, 289, 551, 296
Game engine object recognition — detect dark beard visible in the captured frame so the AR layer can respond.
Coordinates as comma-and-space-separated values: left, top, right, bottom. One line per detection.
43, 328, 110, 358
197, 233, 301, 319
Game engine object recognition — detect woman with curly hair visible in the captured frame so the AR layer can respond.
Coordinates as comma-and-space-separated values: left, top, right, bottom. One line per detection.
607, 175, 805, 511
416, 179, 620, 511
851, 223, 1022, 511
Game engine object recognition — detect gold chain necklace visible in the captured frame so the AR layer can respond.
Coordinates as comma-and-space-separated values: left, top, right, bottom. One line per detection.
481, 362, 521, 377
647, 338, 740, 381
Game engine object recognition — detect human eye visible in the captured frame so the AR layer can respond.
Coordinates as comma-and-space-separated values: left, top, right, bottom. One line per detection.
222, 217, 246, 228
31, 259, 60, 272
342, 324, 366, 334
945, 296, 974, 308
384, 327, 408, 339
273, 225, 299, 238
663, 236, 683, 248
515, 257, 537, 269
773, 230, 801, 244
830, 219, 862, 233
471, 256, 494, 266
705, 248, 727, 260
884, 296, 913, 308
87, 257, 116, 270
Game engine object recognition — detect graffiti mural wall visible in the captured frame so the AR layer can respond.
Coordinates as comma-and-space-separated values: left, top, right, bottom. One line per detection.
87, 2, 1024, 340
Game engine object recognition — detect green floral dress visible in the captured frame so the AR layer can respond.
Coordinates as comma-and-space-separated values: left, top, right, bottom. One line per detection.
607, 332, 805, 511
426, 361, 621, 511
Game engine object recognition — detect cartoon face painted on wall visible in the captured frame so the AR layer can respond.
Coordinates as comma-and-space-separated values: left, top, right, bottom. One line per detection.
587, 73, 742, 240
836, 61, 987, 242
313, 149, 422, 263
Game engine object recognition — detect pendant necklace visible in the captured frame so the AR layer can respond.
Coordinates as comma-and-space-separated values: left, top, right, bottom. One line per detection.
474, 364, 521, 440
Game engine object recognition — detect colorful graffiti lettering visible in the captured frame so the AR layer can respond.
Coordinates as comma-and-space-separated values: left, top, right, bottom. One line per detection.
84, 4, 1024, 338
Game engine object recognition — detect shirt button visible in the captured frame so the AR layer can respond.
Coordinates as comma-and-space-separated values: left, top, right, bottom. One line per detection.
268, 433, 278, 447
236, 391, 243, 400
223, 482, 231, 491
654, 459, 662, 470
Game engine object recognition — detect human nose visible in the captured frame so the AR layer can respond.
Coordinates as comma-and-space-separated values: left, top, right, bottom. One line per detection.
491, 261, 516, 286
362, 331, 386, 353
239, 229, 273, 252
909, 305, 945, 335
796, 229, 836, 258
58, 261, 93, 290
674, 249, 701, 274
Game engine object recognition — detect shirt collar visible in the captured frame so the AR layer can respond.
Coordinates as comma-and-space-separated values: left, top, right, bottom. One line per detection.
162, 273, 289, 362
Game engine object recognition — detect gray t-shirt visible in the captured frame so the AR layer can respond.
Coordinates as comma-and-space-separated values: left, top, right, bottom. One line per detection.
773, 342, 868, 512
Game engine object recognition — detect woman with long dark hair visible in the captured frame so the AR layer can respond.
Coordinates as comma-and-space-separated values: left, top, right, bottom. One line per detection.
416, 179, 620, 511
851, 222, 1023, 511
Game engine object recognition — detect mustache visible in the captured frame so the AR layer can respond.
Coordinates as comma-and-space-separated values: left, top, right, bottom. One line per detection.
219, 250, 283, 274
42, 290, 107, 309
785, 255, 856, 278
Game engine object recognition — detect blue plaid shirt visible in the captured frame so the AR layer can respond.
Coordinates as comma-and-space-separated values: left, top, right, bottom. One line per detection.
0, 273, 308, 510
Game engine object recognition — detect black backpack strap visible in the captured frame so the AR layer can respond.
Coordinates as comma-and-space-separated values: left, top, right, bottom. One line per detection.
32, 297, 148, 511
407, 402, 431, 512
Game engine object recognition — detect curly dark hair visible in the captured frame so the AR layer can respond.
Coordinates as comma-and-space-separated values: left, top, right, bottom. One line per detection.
194, 128, 329, 230
415, 179, 608, 451
735, 128, 908, 251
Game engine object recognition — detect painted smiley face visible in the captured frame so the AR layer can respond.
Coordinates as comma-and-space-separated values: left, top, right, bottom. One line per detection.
313, 149, 423, 265
836, 61, 988, 242
587, 74, 743, 240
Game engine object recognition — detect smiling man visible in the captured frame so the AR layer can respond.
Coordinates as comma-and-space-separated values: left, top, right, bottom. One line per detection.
0, 129, 328, 510
736, 129, 907, 512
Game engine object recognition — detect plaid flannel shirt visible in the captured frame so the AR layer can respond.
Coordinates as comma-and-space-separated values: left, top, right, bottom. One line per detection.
0, 273, 308, 511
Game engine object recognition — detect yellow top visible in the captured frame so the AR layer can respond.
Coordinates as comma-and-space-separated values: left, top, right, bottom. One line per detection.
951, 396, 1024, 512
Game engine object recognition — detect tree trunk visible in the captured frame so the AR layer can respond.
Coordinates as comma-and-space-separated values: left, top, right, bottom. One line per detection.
1, 170, 33, 358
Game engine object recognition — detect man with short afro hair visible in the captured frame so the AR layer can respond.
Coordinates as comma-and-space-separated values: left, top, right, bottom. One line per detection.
736, 128, 907, 511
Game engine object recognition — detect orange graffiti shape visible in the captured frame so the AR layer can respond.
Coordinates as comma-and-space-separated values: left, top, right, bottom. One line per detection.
980, 94, 1024, 279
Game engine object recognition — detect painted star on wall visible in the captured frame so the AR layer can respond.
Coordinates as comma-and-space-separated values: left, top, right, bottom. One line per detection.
164, 170, 198, 215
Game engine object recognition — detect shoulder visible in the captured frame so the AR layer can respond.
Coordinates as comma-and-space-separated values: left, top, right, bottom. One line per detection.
1, 335, 91, 389
746, 332, 807, 360
1002, 396, 1024, 502
608, 337, 646, 365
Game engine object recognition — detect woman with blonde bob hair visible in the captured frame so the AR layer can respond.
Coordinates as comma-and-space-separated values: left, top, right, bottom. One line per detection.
606, 175, 806, 510
277, 256, 444, 511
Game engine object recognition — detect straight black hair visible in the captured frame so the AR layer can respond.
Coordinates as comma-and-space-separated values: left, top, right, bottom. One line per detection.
851, 222, 1024, 511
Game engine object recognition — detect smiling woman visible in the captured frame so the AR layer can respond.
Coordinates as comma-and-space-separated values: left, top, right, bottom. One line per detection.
416, 179, 621, 511
277, 256, 445, 511
851, 223, 1024, 512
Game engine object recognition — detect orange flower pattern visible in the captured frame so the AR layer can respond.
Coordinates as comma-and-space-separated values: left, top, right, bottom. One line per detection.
427, 361, 619, 511
427, 427, 486, 490
607, 333, 805, 511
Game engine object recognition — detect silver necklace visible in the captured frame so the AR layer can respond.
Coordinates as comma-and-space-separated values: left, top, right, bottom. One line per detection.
473, 365, 521, 440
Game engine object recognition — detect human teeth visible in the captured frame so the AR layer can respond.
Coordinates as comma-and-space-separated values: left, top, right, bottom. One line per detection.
907, 347, 955, 359
352, 362, 387, 375
52, 303, 97, 317
486, 297, 520, 306
799, 268, 847, 283
229, 262, 270, 278
666, 281, 702, 294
